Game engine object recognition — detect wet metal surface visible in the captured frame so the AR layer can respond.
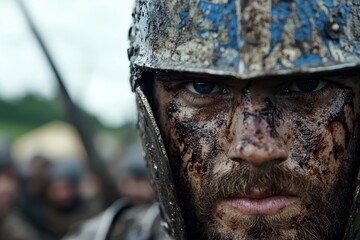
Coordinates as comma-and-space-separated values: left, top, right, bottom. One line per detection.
129, 0, 360, 83
136, 87, 186, 240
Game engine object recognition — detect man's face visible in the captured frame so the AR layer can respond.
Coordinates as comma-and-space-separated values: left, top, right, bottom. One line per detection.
0, 169, 18, 212
152, 72, 360, 240
46, 179, 78, 211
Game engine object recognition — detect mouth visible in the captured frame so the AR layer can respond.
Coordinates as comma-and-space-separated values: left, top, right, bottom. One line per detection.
223, 188, 300, 215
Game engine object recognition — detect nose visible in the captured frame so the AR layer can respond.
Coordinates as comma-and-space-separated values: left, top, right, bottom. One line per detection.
228, 112, 288, 167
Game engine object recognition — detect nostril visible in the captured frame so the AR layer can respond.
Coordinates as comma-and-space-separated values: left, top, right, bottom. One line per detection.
228, 143, 288, 166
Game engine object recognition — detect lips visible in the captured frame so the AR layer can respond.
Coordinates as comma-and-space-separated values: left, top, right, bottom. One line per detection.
224, 188, 299, 215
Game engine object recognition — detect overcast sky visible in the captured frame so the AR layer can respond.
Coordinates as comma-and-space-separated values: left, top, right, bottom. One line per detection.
0, 0, 136, 127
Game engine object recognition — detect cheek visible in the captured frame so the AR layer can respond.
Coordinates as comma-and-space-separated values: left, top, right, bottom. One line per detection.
283, 95, 356, 186
162, 101, 229, 192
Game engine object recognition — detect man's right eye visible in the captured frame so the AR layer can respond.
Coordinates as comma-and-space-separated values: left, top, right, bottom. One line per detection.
290, 79, 328, 93
185, 82, 221, 94
279, 79, 329, 95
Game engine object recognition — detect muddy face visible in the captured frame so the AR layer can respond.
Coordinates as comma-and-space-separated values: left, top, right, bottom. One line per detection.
152, 72, 360, 240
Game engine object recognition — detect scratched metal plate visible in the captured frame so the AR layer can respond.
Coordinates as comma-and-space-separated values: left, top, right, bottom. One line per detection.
136, 87, 186, 240
129, 0, 360, 80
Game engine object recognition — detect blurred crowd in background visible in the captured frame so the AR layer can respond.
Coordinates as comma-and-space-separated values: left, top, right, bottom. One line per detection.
0, 120, 155, 240
0, 0, 152, 239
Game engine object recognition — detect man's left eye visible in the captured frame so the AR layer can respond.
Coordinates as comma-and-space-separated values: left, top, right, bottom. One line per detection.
186, 82, 221, 94
288, 79, 328, 93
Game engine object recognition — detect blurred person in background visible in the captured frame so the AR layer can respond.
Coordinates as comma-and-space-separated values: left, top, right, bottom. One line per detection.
78, 169, 101, 203
18, 155, 101, 239
42, 157, 101, 239
64, 145, 160, 240
26, 155, 52, 202
115, 144, 155, 205
17, 154, 54, 239
0, 139, 39, 240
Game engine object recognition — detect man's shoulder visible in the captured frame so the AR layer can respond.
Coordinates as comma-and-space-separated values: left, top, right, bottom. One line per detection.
63, 200, 172, 240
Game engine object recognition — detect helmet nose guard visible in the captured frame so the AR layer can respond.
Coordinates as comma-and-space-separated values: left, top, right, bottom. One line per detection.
129, 0, 360, 90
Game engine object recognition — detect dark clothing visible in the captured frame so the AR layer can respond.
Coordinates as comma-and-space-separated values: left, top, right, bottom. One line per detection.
43, 198, 101, 239
18, 192, 101, 240
0, 208, 39, 240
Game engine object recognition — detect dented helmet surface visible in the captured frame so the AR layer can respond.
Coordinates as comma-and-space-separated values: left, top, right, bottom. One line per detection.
129, 0, 360, 86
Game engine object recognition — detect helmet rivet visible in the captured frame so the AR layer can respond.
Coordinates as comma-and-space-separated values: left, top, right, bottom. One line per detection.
331, 23, 340, 32
325, 17, 343, 40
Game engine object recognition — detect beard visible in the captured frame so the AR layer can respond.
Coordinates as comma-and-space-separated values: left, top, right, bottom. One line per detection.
175, 162, 356, 240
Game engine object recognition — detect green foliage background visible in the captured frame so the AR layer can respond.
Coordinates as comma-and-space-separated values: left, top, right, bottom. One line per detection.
0, 94, 137, 142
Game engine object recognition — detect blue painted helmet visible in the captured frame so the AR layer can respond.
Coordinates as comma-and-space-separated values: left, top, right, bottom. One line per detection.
129, 0, 360, 88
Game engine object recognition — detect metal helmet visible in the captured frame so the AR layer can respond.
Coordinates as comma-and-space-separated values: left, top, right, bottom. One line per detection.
129, 0, 360, 89
128, 0, 360, 239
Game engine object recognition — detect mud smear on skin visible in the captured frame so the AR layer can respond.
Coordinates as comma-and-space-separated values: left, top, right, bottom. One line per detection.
288, 87, 354, 170
159, 79, 223, 176
291, 119, 324, 170
165, 95, 227, 239
225, 85, 284, 151
157, 76, 360, 239
242, 97, 283, 138
167, 95, 224, 175
325, 89, 354, 150
297, 88, 354, 181
166, 90, 290, 238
